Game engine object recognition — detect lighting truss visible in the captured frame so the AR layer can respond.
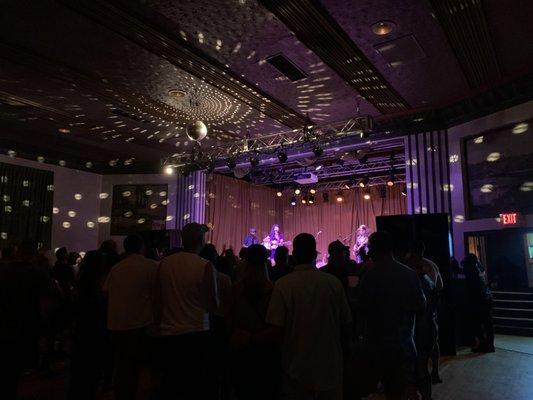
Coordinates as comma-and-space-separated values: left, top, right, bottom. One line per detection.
250, 154, 406, 186
311, 174, 406, 192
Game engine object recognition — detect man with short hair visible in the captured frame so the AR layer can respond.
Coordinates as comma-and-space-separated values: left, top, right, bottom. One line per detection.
103, 234, 157, 400
157, 223, 218, 400
266, 233, 352, 400
359, 232, 426, 400
243, 227, 260, 247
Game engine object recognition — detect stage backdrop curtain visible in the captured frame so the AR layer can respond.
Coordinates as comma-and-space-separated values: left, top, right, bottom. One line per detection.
205, 174, 283, 252
282, 185, 407, 263
206, 174, 406, 259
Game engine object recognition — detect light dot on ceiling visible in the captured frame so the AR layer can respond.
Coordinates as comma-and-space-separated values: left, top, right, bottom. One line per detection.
122, 191, 131, 197
74, 193, 83, 200
480, 184, 494, 193
512, 122, 528, 134
98, 216, 110, 223
137, 218, 146, 224
62, 221, 71, 228
53, 207, 60, 214
473, 136, 484, 144
486, 152, 500, 162
68, 211, 76, 217
371, 21, 396, 36
99, 192, 109, 199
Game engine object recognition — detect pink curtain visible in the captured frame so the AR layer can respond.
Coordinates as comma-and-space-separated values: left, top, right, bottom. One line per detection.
206, 174, 406, 259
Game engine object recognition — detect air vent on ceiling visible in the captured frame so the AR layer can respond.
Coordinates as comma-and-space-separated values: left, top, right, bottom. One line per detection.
374, 35, 426, 67
266, 53, 308, 82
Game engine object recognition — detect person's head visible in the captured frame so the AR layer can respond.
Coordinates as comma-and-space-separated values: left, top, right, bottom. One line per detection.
357, 225, 368, 235
181, 223, 209, 253
247, 244, 269, 268
1, 245, 17, 260
274, 245, 289, 266
368, 231, 394, 262
250, 228, 257, 236
67, 252, 80, 266
462, 253, 479, 269
199, 243, 219, 265
55, 247, 68, 263
123, 234, 144, 255
270, 224, 280, 236
99, 240, 117, 255
292, 233, 317, 265
328, 240, 347, 263
409, 241, 425, 259
238, 247, 248, 260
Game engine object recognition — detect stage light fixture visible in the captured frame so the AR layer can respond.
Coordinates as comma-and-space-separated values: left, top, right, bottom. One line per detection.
276, 190, 283, 197
294, 188, 301, 195
226, 158, 236, 170
363, 190, 371, 200
301, 197, 307, 204
249, 156, 259, 168
164, 166, 174, 175
359, 176, 370, 188
323, 192, 329, 203
336, 191, 344, 202
310, 188, 316, 194
290, 196, 297, 206
308, 195, 315, 204
313, 145, 323, 158
278, 149, 288, 163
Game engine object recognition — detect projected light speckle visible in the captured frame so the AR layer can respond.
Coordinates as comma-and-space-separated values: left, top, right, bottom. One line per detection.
474, 136, 483, 144
137, 218, 146, 224
183, 213, 190, 220
87, 221, 95, 228
53, 207, 60, 214
166, 215, 174, 221
124, 211, 133, 217
520, 182, 533, 192
98, 216, 110, 223
454, 215, 465, 223
68, 211, 77, 217
62, 221, 71, 228
480, 184, 493, 193
99, 193, 109, 199
512, 122, 528, 134
1, 232, 7, 239
486, 152, 500, 162
74, 193, 83, 200
122, 191, 132, 197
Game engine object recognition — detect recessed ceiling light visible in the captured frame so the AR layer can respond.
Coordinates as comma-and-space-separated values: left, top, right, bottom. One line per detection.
371, 21, 396, 36
58, 128, 70, 134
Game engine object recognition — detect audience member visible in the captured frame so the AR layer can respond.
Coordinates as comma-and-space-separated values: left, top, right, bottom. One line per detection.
266, 233, 352, 400
226, 244, 280, 400
412, 260, 439, 400
269, 245, 292, 281
322, 240, 351, 290
103, 235, 157, 400
359, 232, 426, 400
463, 253, 495, 353
0, 241, 50, 400
156, 223, 218, 400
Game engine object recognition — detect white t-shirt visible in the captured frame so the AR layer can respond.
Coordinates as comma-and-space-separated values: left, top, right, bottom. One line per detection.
266, 264, 352, 391
104, 254, 157, 331
158, 252, 218, 336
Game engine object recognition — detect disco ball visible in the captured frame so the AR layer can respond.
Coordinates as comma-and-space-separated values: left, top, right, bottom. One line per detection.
186, 120, 208, 141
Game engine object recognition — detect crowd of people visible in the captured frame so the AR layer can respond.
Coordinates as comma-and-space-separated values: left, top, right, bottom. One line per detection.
0, 223, 494, 400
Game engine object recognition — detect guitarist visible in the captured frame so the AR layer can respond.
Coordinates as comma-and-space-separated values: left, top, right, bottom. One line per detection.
263, 224, 285, 259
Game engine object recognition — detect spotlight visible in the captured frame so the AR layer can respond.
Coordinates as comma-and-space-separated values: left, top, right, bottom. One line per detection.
358, 176, 369, 188
249, 156, 259, 168
226, 158, 236, 170
290, 196, 297, 206
323, 192, 329, 202
387, 169, 395, 187
301, 197, 307, 204
294, 188, 301, 195
308, 195, 315, 204
277, 149, 288, 163
310, 188, 317, 194
363, 190, 371, 200
164, 166, 174, 175
336, 191, 344, 202
401, 187, 407, 196
313, 145, 323, 158
276, 190, 283, 197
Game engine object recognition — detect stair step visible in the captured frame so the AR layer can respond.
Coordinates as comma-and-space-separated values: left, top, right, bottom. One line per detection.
493, 308, 533, 319
493, 316, 533, 328
493, 299, 533, 309
492, 291, 533, 301
495, 325, 533, 337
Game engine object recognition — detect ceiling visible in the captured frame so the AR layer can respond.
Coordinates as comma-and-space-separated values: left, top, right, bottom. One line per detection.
0, 0, 531, 174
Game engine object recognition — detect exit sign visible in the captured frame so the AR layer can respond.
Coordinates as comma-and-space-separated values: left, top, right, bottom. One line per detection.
500, 213, 518, 225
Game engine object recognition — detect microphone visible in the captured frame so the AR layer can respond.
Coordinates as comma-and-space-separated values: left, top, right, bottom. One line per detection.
317, 230, 322, 236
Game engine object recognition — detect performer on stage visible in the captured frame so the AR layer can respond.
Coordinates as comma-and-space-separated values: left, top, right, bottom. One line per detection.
263, 224, 285, 258
243, 227, 260, 247
353, 224, 369, 263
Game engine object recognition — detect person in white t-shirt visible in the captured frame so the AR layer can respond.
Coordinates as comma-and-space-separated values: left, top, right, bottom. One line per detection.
103, 234, 157, 400
156, 223, 218, 400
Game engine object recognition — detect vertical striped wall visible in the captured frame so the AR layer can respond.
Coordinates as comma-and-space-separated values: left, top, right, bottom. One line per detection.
174, 170, 207, 231
405, 130, 453, 217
